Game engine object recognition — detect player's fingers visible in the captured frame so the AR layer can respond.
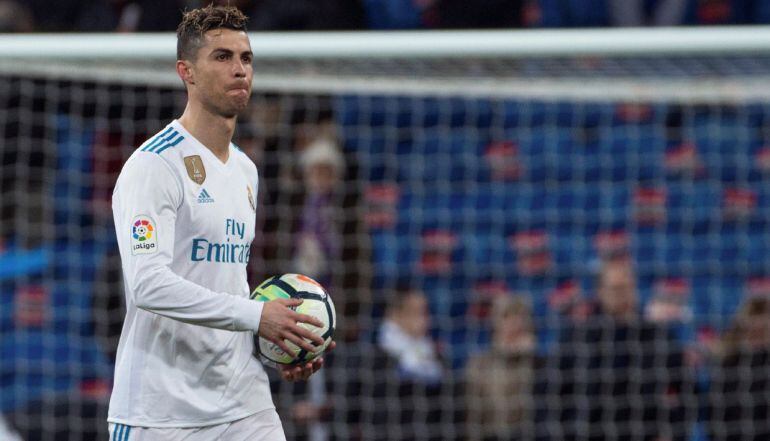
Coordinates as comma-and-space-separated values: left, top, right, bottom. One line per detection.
292, 312, 324, 329
272, 336, 297, 357
327, 341, 336, 352
299, 362, 314, 380
290, 366, 304, 381
279, 364, 292, 376
286, 367, 300, 381
283, 330, 317, 353
293, 325, 325, 346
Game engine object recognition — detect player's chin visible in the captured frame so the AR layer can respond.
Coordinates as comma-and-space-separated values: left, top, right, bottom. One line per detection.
220, 92, 250, 111
231, 98, 250, 113
219, 101, 250, 118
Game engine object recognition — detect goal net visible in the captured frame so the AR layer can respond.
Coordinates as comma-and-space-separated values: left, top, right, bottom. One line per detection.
1, 28, 769, 441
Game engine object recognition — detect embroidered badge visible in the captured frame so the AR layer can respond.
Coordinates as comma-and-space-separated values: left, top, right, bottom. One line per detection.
184, 155, 206, 185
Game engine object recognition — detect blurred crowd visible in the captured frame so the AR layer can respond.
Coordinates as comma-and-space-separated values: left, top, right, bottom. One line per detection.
2, 0, 770, 33
276, 256, 770, 441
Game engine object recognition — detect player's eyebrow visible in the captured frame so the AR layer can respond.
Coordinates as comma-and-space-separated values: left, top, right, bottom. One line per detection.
210, 48, 252, 59
211, 48, 234, 56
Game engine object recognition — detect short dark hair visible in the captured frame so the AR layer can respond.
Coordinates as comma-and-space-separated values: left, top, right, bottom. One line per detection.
176, 5, 248, 61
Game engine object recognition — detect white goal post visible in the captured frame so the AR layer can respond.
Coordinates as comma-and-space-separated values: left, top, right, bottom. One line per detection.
1, 27, 770, 101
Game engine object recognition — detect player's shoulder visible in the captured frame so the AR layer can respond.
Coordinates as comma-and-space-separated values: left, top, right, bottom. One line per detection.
120, 124, 186, 178
129, 124, 190, 167
230, 142, 258, 175
136, 124, 187, 158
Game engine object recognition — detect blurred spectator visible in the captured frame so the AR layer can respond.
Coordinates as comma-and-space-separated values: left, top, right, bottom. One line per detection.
294, 136, 346, 286
539, 0, 691, 27
543, 258, 695, 441
248, 0, 365, 30
645, 281, 693, 326
731, 0, 770, 24
378, 288, 444, 384
684, 0, 770, 24
0, 1, 34, 32
76, 0, 185, 32
706, 295, 770, 441
431, 0, 525, 28
26, 0, 80, 31
465, 295, 537, 441
362, 0, 432, 29
366, 287, 449, 440
608, 0, 689, 26
692, 0, 732, 24
538, 0, 611, 27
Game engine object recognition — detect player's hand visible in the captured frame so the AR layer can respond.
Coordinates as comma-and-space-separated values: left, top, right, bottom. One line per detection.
258, 298, 325, 356
280, 341, 335, 382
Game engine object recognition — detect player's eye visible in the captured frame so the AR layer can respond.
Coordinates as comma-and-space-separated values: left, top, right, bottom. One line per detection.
217, 53, 229, 61
242, 55, 252, 64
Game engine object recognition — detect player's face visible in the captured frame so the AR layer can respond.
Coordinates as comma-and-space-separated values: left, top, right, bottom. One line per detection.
191, 29, 253, 118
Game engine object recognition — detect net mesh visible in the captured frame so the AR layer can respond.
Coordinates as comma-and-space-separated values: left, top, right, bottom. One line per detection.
1, 39, 769, 441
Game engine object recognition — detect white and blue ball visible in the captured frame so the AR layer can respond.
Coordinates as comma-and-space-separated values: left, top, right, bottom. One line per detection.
251, 273, 335, 365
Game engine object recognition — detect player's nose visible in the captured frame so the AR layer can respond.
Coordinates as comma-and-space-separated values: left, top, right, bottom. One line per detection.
233, 61, 247, 78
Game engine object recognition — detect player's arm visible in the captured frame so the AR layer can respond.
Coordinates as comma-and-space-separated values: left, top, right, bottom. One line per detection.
113, 153, 322, 352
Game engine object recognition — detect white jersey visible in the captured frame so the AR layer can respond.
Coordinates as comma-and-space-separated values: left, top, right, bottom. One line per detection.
108, 120, 272, 428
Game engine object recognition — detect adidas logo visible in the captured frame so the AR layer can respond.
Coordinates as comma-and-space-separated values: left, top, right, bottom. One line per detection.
198, 188, 214, 204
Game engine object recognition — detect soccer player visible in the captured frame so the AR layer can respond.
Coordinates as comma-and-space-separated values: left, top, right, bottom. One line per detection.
108, 5, 331, 440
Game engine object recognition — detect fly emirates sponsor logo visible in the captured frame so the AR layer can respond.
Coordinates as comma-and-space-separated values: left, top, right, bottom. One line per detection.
191, 218, 251, 264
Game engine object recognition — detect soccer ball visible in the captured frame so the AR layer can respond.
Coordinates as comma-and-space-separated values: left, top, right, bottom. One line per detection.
251, 273, 336, 365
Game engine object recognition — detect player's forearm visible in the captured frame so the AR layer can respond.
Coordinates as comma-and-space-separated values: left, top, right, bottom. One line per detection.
131, 265, 262, 332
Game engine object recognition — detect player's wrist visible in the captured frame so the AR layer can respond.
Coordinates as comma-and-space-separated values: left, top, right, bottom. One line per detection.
231, 295, 264, 332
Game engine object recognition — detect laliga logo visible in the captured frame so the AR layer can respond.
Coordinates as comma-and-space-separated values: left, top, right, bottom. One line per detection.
133, 220, 153, 241
131, 216, 158, 255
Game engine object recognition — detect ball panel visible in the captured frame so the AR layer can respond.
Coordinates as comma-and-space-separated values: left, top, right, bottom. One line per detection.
251, 284, 290, 301
283, 273, 326, 295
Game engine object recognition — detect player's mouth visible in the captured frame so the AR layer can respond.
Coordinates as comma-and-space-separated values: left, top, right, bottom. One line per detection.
226, 85, 250, 97
227, 87, 249, 96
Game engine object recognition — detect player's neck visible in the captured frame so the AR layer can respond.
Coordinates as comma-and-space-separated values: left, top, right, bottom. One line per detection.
178, 104, 235, 164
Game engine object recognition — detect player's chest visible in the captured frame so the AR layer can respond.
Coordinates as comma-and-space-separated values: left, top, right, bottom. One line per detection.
176, 163, 257, 242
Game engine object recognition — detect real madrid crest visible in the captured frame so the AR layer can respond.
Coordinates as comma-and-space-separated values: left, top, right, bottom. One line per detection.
184, 155, 206, 185
247, 185, 256, 212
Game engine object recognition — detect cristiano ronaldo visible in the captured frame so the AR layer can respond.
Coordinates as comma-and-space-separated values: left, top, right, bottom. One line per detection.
108, 5, 331, 440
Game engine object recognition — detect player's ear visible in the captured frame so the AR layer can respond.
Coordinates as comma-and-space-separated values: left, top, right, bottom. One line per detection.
176, 60, 195, 85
